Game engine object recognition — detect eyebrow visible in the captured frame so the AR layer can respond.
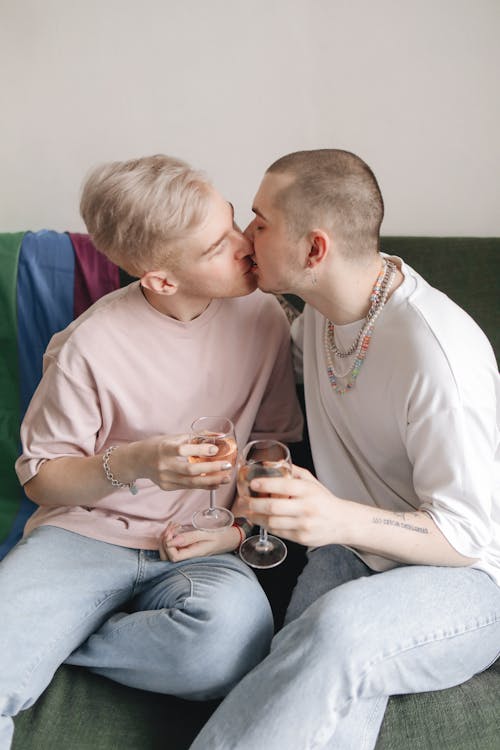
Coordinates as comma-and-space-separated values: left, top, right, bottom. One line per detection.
201, 202, 235, 255
251, 206, 268, 221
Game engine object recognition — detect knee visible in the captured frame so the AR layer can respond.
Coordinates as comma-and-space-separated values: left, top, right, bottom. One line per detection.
182, 582, 274, 700
282, 579, 378, 661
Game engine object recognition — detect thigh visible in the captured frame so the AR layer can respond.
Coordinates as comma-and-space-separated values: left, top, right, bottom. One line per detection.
135, 551, 271, 621
295, 564, 500, 693
0, 527, 136, 684
75, 553, 274, 699
286, 544, 373, 624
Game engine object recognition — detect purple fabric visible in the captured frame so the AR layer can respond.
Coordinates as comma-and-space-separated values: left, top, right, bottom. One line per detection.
69, 233, 120, 317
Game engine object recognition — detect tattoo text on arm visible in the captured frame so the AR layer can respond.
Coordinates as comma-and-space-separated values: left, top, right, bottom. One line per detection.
372, 512, 429, 535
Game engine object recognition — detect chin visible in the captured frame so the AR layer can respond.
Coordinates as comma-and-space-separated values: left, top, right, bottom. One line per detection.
224, 277, 258, 298
257, 279, 279, 294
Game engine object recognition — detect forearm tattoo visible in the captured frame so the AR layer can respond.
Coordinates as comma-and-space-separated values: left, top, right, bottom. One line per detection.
372, 512, 429, 535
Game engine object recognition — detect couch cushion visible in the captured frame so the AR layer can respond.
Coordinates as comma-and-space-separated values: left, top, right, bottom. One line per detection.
376, 658, 500, 750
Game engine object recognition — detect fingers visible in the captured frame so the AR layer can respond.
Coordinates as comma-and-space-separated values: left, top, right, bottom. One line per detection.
159, 524, 205, 561
244, 497, 302, 517
291, 464, 314, 480
178, 441, 219, 459
157, 464, 234, 491
247, 475, 306, 499
179, 459, 234, 477
158, 521, 239, 562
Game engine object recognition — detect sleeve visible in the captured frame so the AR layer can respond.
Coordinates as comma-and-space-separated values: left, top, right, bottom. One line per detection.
250, 306, 304, 444
15, 357, 101, 486
406, 395, 497, 559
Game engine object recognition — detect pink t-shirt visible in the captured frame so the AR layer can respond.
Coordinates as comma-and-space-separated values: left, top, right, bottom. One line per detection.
16, 283, 303, 549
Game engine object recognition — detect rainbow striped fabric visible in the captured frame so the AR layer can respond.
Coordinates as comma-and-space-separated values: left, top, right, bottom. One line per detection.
0, 231, 125, 558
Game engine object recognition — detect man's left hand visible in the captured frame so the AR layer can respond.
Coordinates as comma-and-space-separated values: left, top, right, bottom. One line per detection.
159, 521, 241, 561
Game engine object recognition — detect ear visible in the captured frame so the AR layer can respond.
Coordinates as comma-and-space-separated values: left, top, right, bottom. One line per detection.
306, 230, 329, 269
140, 270, 178, 296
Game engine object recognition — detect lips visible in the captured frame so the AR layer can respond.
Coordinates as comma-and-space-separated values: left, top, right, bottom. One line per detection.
244, 257, 258, 275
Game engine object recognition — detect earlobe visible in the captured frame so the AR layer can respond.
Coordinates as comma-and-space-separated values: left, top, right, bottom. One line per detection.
307, 230, 329, 268
140, 270, 178, 296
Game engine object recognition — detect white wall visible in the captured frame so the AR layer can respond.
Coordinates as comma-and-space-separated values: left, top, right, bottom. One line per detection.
1, 0, 499, 235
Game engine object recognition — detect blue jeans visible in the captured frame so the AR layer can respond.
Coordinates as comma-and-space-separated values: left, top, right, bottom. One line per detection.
190, 545, 500, 750
0, 526, 273, 750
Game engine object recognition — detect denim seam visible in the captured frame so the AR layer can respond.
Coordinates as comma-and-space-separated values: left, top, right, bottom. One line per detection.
345, 614, 499, 709
366, 613, 500, 670
311, 615, 500, 750
177, 569, 195, 604
130, 550, 147, 597
81, 570, 195, 643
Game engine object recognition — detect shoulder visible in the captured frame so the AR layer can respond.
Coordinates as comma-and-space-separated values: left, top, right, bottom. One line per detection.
402, 266, 495, 364
44, 283, 140, 367
385, 265, 498, 409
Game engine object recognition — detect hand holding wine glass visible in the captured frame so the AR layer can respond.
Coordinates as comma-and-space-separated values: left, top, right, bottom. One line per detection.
190, 416, 237, 531
237, 439, 292, 569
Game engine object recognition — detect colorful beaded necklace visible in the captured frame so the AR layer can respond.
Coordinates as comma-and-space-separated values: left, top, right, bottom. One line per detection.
324, 259, 396, 394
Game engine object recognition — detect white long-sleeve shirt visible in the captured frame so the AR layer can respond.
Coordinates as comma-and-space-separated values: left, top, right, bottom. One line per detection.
293, 256, 500, 584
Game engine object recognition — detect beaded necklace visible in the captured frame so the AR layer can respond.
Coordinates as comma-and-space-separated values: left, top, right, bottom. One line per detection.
323, 259, 396, 394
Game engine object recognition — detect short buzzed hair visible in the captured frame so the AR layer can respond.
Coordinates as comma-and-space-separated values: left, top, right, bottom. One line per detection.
80, 154, 212, 277
267, 149, 384, 258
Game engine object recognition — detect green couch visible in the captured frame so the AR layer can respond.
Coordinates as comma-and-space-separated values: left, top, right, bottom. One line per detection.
2, 234, 499, 749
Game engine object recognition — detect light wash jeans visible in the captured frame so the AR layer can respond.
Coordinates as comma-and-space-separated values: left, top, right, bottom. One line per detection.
0, 526, 274, 750
190, 544, 500, 750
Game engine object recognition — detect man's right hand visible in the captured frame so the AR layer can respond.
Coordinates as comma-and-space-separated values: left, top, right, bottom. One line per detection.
24, 435, 234, 507
130, 435, 234, 491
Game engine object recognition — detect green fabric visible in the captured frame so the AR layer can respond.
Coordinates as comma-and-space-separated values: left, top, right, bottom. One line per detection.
0, 233, 24, 542
13, 665, 219, 750
376, 660, 500, 750
13, 661, 500, 750
382, 237, 500, 364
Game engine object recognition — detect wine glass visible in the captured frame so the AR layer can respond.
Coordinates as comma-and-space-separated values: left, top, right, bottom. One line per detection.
190, 416, 237, 531
237, 439, 292, 569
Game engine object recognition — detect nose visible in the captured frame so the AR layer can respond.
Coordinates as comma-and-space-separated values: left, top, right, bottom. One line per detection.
233, 228, 253, 259
244, 220, 255, 243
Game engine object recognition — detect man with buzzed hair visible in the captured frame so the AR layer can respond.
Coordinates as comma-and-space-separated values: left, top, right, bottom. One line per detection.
190, 149, 500, 749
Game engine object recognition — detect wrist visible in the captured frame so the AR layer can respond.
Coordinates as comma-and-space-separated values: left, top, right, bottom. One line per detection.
102, 445, 138, 495
334, 498, 363, 547
232, 517, 253, 552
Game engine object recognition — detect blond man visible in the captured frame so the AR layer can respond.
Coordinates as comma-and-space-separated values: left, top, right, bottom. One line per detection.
0, 155, 302, 750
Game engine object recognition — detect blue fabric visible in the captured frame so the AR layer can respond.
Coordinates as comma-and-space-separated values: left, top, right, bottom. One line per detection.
0, 231, 75, 559
17, 230, 75, 416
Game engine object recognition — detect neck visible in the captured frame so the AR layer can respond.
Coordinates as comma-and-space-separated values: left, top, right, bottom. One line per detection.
141, 286, 212, 322
303, 255, 383, 325
300, 254, 403, 325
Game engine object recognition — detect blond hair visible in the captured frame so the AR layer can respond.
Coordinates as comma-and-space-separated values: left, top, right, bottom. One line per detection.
80, 154, 212, 276
267, 149, 384, 258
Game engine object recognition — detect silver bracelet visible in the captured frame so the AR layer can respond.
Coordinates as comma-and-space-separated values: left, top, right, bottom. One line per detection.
102, 446, 138, 495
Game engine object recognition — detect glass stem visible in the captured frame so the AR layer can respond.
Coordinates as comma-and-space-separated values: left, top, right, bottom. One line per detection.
259, 526, 268, 545
208, 489, 216, 513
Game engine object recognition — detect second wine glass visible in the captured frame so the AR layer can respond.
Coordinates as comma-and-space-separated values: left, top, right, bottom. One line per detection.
237, 439, 292, 569
190, 416, 237, 532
